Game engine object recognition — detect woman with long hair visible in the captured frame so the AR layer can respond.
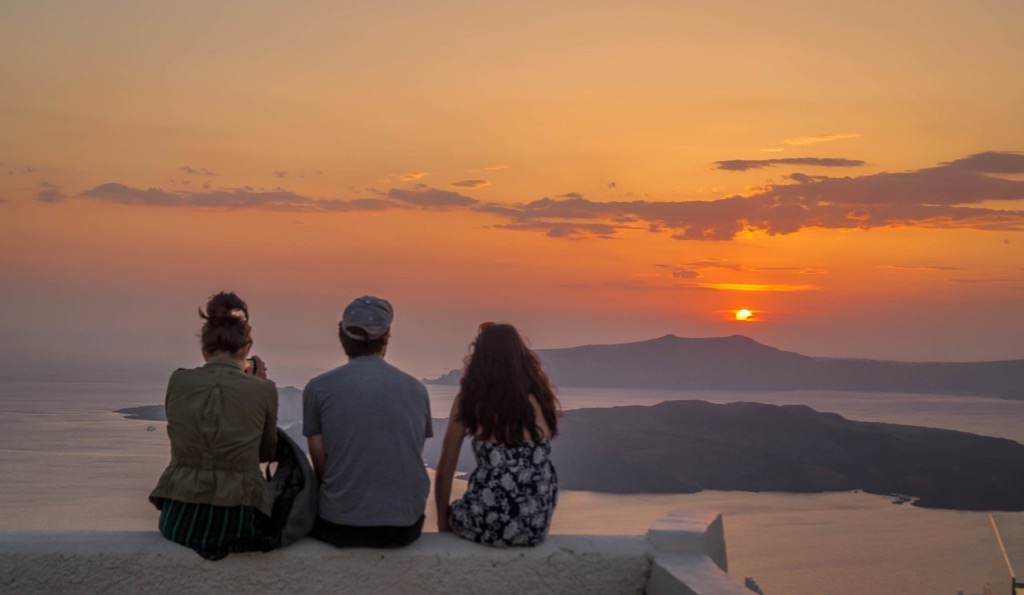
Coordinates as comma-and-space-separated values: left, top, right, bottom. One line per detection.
149, 291, 279, 560
435, 322, 560, 546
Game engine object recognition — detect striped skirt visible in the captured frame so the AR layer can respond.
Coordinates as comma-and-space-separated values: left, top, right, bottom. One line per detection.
158, 499, 275, 560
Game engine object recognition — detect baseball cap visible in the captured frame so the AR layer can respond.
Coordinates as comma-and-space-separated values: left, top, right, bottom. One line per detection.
341, 296, 393, 341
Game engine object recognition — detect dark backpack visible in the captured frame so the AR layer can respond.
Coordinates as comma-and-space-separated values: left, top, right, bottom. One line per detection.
266, 427, 318, 547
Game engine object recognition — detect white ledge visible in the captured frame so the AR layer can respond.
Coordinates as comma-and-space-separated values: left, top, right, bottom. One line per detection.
0, 509, 752, 594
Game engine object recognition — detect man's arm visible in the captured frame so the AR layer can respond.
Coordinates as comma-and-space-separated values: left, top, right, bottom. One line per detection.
302, 383, 325, 482
307, 434, 326, 483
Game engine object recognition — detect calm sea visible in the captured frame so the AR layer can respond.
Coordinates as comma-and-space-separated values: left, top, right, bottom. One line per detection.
2, 377, 1022, 595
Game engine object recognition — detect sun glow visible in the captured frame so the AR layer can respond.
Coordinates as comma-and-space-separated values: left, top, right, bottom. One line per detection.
735, 309, 753, 321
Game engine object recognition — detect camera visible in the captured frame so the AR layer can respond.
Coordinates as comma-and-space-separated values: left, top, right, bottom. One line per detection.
245, 357, 257, 372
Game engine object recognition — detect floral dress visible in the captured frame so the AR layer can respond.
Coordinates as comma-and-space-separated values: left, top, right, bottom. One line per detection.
448, 439, 558, 547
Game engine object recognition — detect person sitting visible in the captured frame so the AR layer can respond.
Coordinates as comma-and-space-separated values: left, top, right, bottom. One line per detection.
302, 295, 433, 548
149, 291, 278, 560
435, 322, 560, 547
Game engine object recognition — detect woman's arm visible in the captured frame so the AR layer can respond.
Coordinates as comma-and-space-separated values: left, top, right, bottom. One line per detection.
435, 396, 466, 532
529, 395, 552, 440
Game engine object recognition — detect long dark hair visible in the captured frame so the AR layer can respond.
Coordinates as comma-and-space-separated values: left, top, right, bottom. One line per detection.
198, 291, 252, 356
457, 324, 560, 446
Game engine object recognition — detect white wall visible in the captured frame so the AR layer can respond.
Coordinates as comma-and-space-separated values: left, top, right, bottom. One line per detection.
0, 510, 752, 595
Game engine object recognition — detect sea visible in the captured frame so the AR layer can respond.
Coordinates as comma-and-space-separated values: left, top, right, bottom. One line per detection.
2, 375, 1022, 595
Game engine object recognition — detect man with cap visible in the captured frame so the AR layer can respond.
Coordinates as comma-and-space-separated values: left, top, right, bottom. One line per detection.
302, 296, 433, 547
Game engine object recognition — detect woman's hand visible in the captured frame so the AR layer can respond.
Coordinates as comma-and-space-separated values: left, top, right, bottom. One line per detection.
247, 355, 268, 379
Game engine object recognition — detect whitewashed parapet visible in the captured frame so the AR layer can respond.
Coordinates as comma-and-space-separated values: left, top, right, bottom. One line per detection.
0, 531, 651, 595
0, 509, 752, 595
647, 509, 752, 595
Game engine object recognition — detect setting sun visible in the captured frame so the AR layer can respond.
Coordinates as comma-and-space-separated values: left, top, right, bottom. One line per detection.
735, 309, 753, 321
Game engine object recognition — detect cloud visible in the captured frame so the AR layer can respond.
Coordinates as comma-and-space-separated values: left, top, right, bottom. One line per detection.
655, 261, 739, 279
600, 279, 713, 292
589, 277, 814, 293
657, 261, 823, 277
685, 260, 743, 271
4, 162, 38, 176
670, 269, 701, 279
180, 166, 220, 176
697, 282, 815, 292
492, 221, 619, 239
713, 157, 866, 171
187, 188, 313, 209
502, 196, 759, 241
450, 179, 490, 189
766, 152, 1024, 205
36, 182, 67, 203
55, 151, 1024, 243
478, 152, 1024, 241
783, 133, 861, 145
483, 165, 509, 171
752, 266, 826, 274
400, 171, 430, 182
386, 186, 478, 208
882, 265, 965, 271
82, 183, 181, 205
80, 183, 397, 212
948, 276, 1024, 285
941, 151, 1024, 174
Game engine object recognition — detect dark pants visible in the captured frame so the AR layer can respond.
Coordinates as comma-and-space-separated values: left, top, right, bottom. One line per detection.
158, 499, 278, 560
311, 514, 425, 548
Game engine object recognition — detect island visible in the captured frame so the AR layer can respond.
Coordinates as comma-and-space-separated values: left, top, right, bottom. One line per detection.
121, 398, 1024, 512
426, 334, 1024, 399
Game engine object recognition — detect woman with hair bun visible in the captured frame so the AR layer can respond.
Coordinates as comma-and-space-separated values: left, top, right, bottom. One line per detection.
149, 291, 279, 560
435, 323, 560, 547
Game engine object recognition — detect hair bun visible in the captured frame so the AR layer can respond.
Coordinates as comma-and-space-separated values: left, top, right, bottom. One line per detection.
198, 291, 253, 355
201, 292, 249, 323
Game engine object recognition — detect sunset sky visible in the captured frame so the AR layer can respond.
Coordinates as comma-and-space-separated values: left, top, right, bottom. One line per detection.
2, 1, 1022, 382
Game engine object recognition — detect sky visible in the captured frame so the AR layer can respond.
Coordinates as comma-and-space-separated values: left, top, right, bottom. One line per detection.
1, 0, 1022, 383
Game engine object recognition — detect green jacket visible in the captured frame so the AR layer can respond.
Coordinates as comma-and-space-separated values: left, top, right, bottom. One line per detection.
149, 356, 278, 516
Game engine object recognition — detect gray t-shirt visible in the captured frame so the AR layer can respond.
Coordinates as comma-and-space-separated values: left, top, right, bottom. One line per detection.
303, 356, 433, 526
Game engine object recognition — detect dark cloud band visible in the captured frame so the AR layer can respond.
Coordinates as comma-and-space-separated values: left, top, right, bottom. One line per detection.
62, 151, 1024, 241
713, 157, 866, 171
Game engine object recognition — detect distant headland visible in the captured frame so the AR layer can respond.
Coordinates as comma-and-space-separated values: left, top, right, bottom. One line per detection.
417, 400, 1024, 512
120, 396, 1024, 512
565, 400, 1024, 511
425, 334, 1024, 399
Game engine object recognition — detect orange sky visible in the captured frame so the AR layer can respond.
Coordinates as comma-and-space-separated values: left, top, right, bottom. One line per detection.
1, 1, 1022, 381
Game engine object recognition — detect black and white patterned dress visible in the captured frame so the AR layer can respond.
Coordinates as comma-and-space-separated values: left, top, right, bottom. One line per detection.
448, 439, 558, 547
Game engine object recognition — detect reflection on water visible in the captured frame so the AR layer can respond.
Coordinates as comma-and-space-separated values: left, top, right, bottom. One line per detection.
2, 380, 1020, 594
